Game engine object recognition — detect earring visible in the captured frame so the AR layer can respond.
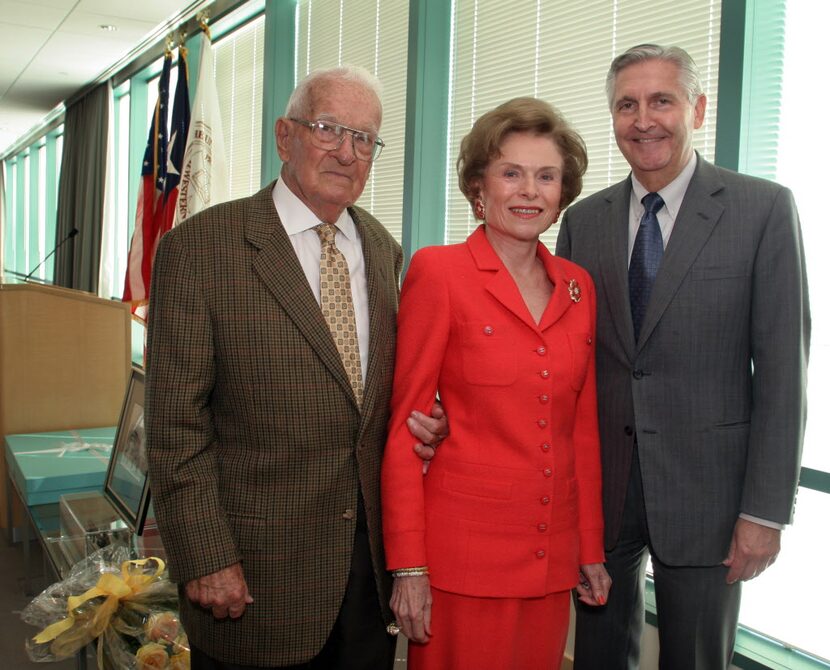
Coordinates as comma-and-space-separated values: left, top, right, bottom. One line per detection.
474, 198, 485, 220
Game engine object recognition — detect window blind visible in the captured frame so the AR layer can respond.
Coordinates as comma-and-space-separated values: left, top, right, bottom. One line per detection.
296, 0, 410, 242
213, 15, 265, 200
739, 1, 786, 180
446, 0, 721, 246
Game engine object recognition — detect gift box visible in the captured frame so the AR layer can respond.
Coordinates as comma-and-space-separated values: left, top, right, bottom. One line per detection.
5, 427, 116, 506
59, 492, 132, 566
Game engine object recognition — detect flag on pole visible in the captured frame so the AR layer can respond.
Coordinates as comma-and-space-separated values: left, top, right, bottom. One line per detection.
174, 27, 228, 226
158, 45, 190, 240
123, 51, 172, 318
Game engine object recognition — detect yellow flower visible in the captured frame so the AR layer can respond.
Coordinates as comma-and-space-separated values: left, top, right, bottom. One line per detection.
145, 611, 181, 644
169, 649, 191, 670
136, 642, 169, 670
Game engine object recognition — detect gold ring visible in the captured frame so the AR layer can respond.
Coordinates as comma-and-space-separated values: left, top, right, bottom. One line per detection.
386, 622, 400, 636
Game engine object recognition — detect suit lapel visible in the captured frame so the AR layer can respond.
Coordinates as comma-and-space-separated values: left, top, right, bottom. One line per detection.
538, 246, 578, 331
467, 225, 576, 332
598, 180, 638, 359
467, 226, 538, 331
246, 184, 355, 402
637, 158, 725, 349
352, 208, 393, 419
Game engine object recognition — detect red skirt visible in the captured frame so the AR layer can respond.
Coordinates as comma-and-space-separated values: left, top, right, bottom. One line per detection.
407, 586, 570, 670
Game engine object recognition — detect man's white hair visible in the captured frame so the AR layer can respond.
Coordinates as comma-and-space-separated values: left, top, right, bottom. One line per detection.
285, 65, 383, 123
605, 44, 704, 109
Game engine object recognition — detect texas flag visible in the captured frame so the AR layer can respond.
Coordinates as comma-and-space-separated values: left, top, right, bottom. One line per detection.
159, 46, 191, 238
122, 52, 173, 319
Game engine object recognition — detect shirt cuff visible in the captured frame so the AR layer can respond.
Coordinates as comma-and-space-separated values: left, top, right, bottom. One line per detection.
739, 513, 785, 530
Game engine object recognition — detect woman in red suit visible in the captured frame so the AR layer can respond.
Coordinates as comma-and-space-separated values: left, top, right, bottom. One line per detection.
381, 98, 611, 669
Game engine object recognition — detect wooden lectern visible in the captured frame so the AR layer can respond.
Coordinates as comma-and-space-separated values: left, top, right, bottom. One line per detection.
0, 281, 131, 532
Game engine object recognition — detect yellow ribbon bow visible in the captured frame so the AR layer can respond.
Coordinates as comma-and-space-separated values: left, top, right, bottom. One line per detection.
32, 557, 166, 657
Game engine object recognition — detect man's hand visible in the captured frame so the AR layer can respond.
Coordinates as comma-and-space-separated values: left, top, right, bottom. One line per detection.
408, 402, 448, 467
722, 518, 781, 584
390, 575, 432, 643
185, 562, 254, 619
575, 563, 612, 606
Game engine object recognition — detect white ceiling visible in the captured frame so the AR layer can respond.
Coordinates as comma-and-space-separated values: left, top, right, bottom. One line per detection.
0, 0, 203, 156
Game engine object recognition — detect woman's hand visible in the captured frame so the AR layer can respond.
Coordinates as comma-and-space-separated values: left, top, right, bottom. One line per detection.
575, 562, 612, 606
389, 575, 432, 643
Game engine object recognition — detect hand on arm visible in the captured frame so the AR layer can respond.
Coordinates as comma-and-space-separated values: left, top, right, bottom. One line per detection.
575, 563, 611, 606
185, 562, 254, 619
390, 575, 432, 643
723, 517, 781, 584
408, 401, 449, 469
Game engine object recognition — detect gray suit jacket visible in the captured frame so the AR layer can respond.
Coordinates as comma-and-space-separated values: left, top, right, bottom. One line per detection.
145, 182, 402, 665
556, 155, 810, 565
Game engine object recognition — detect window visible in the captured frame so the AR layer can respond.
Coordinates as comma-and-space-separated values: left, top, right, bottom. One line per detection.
22, 152, 30, 272
445, 0, 721, 246
113, 87, 132, 296
99, 81, 131, 300
2, 157, 18, 274
1, 127, 62, 282
36, 143, 46, 266
213, 14, 265, 200
735, 0, 830, 663
296, 0, 410, 242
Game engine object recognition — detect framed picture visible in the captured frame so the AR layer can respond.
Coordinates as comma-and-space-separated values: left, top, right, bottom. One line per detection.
104, 366, 151, 534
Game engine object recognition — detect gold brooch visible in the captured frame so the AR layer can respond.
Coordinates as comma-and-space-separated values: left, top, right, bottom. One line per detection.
568, 279, 582, 303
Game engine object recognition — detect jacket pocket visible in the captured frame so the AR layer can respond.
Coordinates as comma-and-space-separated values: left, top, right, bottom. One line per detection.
690, 262, 750, 281
566, 332, 592, 391
711, 419, 751, 431
461, 322, 517, 386
441, 471, 514, 500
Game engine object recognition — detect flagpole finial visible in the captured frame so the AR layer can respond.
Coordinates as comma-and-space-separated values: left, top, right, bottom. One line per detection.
165, 34, 175, 56
197, 11, 212, 40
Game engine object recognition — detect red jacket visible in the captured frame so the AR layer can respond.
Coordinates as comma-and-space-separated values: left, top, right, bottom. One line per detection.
382, 225, 604, 598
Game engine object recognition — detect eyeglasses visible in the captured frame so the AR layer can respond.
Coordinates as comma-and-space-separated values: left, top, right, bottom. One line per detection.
289, 118, 384, 161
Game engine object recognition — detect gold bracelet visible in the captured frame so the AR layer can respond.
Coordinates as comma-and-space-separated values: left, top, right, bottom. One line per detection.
392, 566, 430, 578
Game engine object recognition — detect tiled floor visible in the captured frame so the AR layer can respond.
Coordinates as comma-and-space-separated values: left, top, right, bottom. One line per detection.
0, 536, 89, 668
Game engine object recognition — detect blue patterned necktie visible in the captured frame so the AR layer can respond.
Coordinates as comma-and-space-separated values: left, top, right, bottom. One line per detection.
629, 192, 665, 341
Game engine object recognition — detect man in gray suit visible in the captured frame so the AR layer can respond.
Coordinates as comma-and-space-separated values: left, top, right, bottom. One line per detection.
556, 44, 810, 669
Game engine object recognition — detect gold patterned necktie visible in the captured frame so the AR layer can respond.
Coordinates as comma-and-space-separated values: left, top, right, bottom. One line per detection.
315, 223, 363, 406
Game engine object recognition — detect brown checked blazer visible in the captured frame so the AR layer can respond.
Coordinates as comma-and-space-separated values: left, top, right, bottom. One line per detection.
145, 182, 402, 666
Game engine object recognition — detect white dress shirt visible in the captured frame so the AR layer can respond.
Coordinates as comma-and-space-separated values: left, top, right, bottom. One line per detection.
272, 179, 369, 384
627, 152, 697, 264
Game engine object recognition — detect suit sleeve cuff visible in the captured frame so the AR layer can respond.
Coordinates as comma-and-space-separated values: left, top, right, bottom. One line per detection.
383, 530, 427, 571
578, 528, 606, 565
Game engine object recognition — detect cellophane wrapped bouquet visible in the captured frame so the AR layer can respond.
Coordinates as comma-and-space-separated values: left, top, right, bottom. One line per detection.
22, 545, 189, 669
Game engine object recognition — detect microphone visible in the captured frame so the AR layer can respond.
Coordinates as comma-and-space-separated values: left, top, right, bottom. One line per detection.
24, 227, 79, 282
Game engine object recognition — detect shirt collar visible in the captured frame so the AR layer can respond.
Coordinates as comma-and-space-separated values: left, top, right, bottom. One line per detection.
272, 178, 357, 241
630, 151, 697, 219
